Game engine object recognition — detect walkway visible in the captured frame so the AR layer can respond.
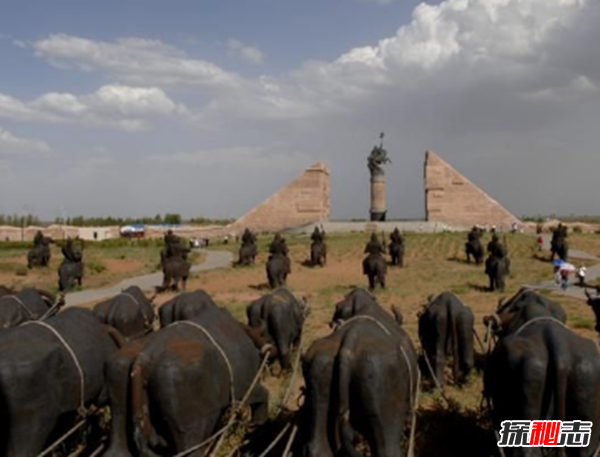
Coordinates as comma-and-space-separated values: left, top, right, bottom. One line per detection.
526, 235, 600, 301
65, 250, 234, 307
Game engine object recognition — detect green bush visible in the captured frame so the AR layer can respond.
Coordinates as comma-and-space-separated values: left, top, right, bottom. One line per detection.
15, 266, 28, 276
87, 261, 107, 274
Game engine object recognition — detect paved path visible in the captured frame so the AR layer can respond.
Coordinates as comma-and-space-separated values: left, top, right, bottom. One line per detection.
65, 250, 234, 307
526, 235, 600, 301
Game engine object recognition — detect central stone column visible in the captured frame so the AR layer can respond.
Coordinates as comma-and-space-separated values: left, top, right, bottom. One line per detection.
370, 175, 386, 221
367, 133, 390, 222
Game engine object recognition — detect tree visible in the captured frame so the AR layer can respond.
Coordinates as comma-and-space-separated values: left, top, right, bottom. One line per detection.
163, 213, 182, 225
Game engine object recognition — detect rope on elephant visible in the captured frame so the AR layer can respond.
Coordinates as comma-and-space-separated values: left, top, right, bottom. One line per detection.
419, 337, 452, 406
276, 326, 305, 416
338, 315, 416, 405
514, 316, 567, 336
39, 294, 65, 321
473, 328, 486, 353
120, 291, 154, 329
338, 314, 420, 453
337, 314, 391, 335
282, 423, 299, 457
224, 439, 249, 457
170, 321, 236, 401
120, 291, 141, 307
24, 320, 87, 416
171, 422, 232, 457
209, 353, 270, 457
35, 406, 104, 457
4, 294, 35, 318
407, 369, 421, 457
36, 417, 87, 457
256, 422, 293, 457
172, 353, 270, 457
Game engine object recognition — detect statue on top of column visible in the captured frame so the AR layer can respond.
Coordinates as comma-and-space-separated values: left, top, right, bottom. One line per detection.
367, 132, 391, 178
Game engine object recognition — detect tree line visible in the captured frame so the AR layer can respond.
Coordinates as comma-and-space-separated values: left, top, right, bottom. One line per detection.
0, 213, 234, 227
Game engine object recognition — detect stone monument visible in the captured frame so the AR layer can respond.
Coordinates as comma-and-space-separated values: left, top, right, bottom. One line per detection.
368, 132, 391, 221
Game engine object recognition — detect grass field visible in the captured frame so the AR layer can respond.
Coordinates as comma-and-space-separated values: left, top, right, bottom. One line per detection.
167, 231, 599, 456
0, 240, 205, 293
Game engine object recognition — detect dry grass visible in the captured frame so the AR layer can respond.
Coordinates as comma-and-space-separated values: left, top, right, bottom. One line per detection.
0, 244, 205, 293
179, 231, 600, 456
12, 231, 595, 456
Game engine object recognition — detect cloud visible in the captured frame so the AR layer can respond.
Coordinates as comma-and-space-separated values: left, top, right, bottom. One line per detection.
0, 127, 51, 155
198, 0, 598, 126
148, 145, 309, 172
227, 39, 265, 65
34, 34, 242, 90
0, 85, 187, 131
4, 0, 600, 219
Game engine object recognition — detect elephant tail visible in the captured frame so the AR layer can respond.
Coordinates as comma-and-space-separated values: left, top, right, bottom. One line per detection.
336, 331, 362, 457
447, 303, 460, 384
131, 353, 156, 457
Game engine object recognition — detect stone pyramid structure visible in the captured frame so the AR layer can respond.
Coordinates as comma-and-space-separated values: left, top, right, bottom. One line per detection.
424, 151, 521, 230
231, 162, 330, 233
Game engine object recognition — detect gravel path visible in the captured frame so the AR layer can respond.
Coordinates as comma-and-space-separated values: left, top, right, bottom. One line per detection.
64, 250, 234, 307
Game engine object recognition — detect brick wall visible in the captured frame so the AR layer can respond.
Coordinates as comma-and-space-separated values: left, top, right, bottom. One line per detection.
424, 151, 521, 230
231, 162, 330, 233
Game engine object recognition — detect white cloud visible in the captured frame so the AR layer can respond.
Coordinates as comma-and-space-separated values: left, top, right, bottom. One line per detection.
4, 0, 600, 219
34, 34, 242, 90
0, 85, 187, 131
201, 0, 597, 124
0, 127, 51, 155
227, 39, 265, 65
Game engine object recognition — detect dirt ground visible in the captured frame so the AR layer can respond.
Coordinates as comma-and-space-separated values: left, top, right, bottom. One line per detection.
150, 231, 600, 456
6, 231, 598, 456
0, 243, 205, 293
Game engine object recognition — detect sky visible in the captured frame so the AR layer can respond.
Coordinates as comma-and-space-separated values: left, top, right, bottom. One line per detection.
0, 0, 598, 221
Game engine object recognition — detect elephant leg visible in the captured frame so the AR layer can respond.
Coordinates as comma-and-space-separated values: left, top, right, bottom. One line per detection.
247, 384, 269, 425
368, 274, 375, 290
498, 275, 506, 293
0, 362, 62, 457
304, 352, 336, 457
105, 349, 141, 457
435, 342, 446, 388
459, 318, 475, 381
4, 410, 58, 457
354, 355, 406, 457
379, 268, 386, 289
162, 272, 171, 291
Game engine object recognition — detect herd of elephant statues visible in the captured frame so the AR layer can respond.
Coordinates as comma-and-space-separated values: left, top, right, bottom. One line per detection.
3, 225, 598, 457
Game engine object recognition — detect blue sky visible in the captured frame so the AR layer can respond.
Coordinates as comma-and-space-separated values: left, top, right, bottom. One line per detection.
0, 0, 599, 221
